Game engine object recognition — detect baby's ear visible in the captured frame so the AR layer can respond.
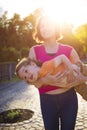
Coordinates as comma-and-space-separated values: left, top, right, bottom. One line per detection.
30, 61, 36, 66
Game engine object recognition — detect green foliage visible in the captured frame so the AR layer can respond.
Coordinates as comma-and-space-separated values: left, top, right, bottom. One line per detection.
74, 24, 87, 59
75, 24, 87, 44
0, 46, 30, 62
0, 10, 87, 62
0, 109, 34, 123
0, 109, 20, 123
20, 47, 29, 58
6, 109, 20, 120
0, 47, 20, 62
0, 11, 35, 53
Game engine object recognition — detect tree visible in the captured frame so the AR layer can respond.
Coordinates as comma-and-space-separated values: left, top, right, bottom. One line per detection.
74, 24, 87, 59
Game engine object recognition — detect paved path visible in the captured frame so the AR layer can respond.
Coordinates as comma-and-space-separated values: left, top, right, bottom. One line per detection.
0, 81, 87, 130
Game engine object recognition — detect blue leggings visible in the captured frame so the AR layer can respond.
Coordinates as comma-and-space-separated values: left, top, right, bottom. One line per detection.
40, 88, 78, 130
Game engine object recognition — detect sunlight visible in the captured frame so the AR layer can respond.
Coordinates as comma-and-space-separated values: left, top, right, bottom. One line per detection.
41, 0, 87, 26
1, 0, 87, 26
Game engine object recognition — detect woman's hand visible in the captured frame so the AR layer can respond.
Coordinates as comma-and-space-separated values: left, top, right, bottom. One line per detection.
66, 68, 87, 88
40, 70, 70, 87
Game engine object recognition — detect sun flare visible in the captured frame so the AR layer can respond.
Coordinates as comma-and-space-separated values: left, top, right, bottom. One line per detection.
1, 0, 87, 26
41, 0, 87, 26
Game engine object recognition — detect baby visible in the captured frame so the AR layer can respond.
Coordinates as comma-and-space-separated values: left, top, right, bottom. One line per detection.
15, 54, 82, 85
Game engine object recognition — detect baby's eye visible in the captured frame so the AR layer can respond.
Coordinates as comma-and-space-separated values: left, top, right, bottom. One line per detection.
25, 70, 28, 73
24, 76, 26, 79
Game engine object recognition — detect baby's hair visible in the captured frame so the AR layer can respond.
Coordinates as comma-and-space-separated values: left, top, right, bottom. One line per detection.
15, 57, 42, 78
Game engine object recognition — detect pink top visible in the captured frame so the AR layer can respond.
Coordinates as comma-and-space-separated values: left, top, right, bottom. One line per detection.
34, 44, 73, 94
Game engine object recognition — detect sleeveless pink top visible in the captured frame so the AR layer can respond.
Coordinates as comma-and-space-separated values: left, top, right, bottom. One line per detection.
34, 44, 73, 94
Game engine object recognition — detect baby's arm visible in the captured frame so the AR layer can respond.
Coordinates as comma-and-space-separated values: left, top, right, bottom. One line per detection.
53, 54, 73, 72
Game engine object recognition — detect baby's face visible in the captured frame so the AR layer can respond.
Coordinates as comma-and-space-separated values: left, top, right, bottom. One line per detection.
18, 63, 39, 83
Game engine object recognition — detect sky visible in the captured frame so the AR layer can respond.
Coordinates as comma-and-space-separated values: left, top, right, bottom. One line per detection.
0, 0, 87, 26
0, 0, 41, 17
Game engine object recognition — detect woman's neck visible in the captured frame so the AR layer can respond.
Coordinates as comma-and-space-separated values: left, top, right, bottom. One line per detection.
44, 42, 59, 54
44, 37, 57, 46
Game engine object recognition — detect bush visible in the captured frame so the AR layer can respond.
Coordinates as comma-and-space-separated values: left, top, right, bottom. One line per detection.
0, 47, 20, 62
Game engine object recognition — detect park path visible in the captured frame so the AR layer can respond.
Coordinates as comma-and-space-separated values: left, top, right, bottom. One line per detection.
0, 81, 87, 130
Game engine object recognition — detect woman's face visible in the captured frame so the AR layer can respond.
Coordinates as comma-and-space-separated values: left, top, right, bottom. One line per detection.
18, 63, 39, 83
39, 17, 56, 39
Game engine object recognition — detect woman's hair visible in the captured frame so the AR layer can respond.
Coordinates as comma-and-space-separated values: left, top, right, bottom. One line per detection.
15, 57, 42, 77
33, 15, 63, 43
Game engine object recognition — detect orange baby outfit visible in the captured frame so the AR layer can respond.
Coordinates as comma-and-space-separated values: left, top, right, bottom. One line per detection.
39, 60, 65, 78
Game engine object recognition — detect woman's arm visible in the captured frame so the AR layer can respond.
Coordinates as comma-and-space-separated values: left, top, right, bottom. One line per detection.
69, 48, 81, 64
52, 48, 87, 88
81, 63, 87, 76
67, 48, 87, 83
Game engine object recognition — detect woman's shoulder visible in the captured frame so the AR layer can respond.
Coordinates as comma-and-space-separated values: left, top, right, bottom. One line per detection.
29, 44, 44, 59
60, 43, 73, 48
29, 45, 43, 59
59, 43, 73, 50
32, 44, 44, 48
30, 44, 42, 51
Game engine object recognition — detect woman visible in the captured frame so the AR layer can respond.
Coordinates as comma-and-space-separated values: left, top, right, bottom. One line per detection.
28, 15, 84, 130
